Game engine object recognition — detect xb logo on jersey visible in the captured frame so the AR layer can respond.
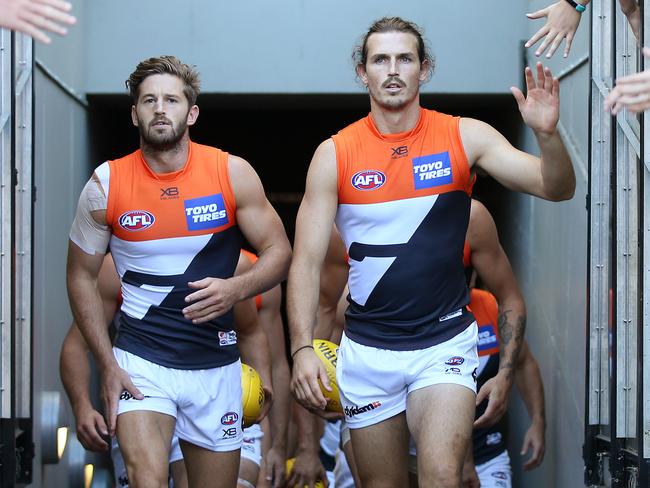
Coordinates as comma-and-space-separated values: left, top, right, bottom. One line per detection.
351, 170, 386, 191
391, 145, 408, 158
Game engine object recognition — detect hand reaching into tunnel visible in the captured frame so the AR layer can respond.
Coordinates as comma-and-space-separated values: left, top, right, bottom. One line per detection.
605, 47, 650, 115
0, 0, 76, 44
525, 1, 586, 59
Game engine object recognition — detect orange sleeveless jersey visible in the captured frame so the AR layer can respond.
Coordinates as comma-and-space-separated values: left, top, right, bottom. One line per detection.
240, 249, 262, 310
468, 288, 500, 357
104, 142, 243, 369
333, 108, 475, 350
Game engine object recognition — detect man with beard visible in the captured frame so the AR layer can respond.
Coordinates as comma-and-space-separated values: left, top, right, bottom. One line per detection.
288, 17, 574, 488
67, 56, 291, 488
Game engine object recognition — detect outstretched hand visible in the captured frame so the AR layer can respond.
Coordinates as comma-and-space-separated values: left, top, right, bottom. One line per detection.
511, 63, 560, 135
0, 0, 76, 44
605, 47, 650, 115
526, 1, 582, 59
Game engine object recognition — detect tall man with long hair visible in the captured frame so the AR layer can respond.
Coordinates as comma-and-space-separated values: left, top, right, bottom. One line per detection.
288, 17, 574, 488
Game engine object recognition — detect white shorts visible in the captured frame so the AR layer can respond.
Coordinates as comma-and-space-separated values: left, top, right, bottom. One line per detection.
241, 423, 264, 466
337, 324, 478, 428
111, 437, 183, 487
476, 450, 512, 488
114, 348, 243, 452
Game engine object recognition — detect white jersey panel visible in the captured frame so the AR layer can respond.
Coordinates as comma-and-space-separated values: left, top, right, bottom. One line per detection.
336, 194, 438, 306
121, 283, 174, 320
110, 233, 212, 276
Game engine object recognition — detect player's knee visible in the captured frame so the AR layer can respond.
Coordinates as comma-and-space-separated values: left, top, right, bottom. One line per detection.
419, 464, 460, 488
124, 457, 169, 488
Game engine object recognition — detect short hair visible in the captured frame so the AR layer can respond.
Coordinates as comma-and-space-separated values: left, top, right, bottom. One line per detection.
126, 55, 201, 105
353, 17, 435, 79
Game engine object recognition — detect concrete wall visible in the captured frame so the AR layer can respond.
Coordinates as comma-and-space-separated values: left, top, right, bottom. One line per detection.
85, 0, 526, 95
502, 2, 590, 487
32, 0, 93, 485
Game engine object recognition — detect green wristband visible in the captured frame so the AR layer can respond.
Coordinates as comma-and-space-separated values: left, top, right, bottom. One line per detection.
564, 0, 586, 13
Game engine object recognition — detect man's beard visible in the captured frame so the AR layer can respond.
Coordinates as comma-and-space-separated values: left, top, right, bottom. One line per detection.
139, 117, 187, 151
368, 78, 414, 111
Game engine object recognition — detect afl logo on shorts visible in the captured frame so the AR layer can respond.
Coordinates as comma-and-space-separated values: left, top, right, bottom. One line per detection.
351, 170, 386, 191
221, 412, 239, 425
445, 356, 465, 366
118, 210, 155, 231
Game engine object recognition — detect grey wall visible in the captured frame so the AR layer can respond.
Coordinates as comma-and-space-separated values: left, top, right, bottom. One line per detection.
85, 0, 527, 95
32, 0, 92, 486
503, 2, 590, 487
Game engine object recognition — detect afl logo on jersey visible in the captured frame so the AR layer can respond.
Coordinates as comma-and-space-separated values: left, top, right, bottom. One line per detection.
351, 170, 386, 191
221, 412, 239, 425
118, 210, 155, 231
445, 356, 465, 366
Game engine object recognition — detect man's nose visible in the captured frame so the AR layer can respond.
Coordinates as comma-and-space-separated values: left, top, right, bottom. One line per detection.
388, 58, 399, 76
155, 99, 165, 113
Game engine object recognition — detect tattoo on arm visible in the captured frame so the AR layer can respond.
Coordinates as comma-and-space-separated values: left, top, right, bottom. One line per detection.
497, 309, 526, 379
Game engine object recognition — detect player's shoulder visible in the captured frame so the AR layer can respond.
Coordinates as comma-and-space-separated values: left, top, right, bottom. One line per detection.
315, 138, 336, 157
227, 153, 251, 169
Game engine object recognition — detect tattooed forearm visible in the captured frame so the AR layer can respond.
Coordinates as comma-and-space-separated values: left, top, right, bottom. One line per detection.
497, 308, 526, 380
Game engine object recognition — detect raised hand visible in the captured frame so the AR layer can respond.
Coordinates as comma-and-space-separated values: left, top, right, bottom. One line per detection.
0, 0, 76, 44
511, 63, 560, 135
525, 1, 582, 59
